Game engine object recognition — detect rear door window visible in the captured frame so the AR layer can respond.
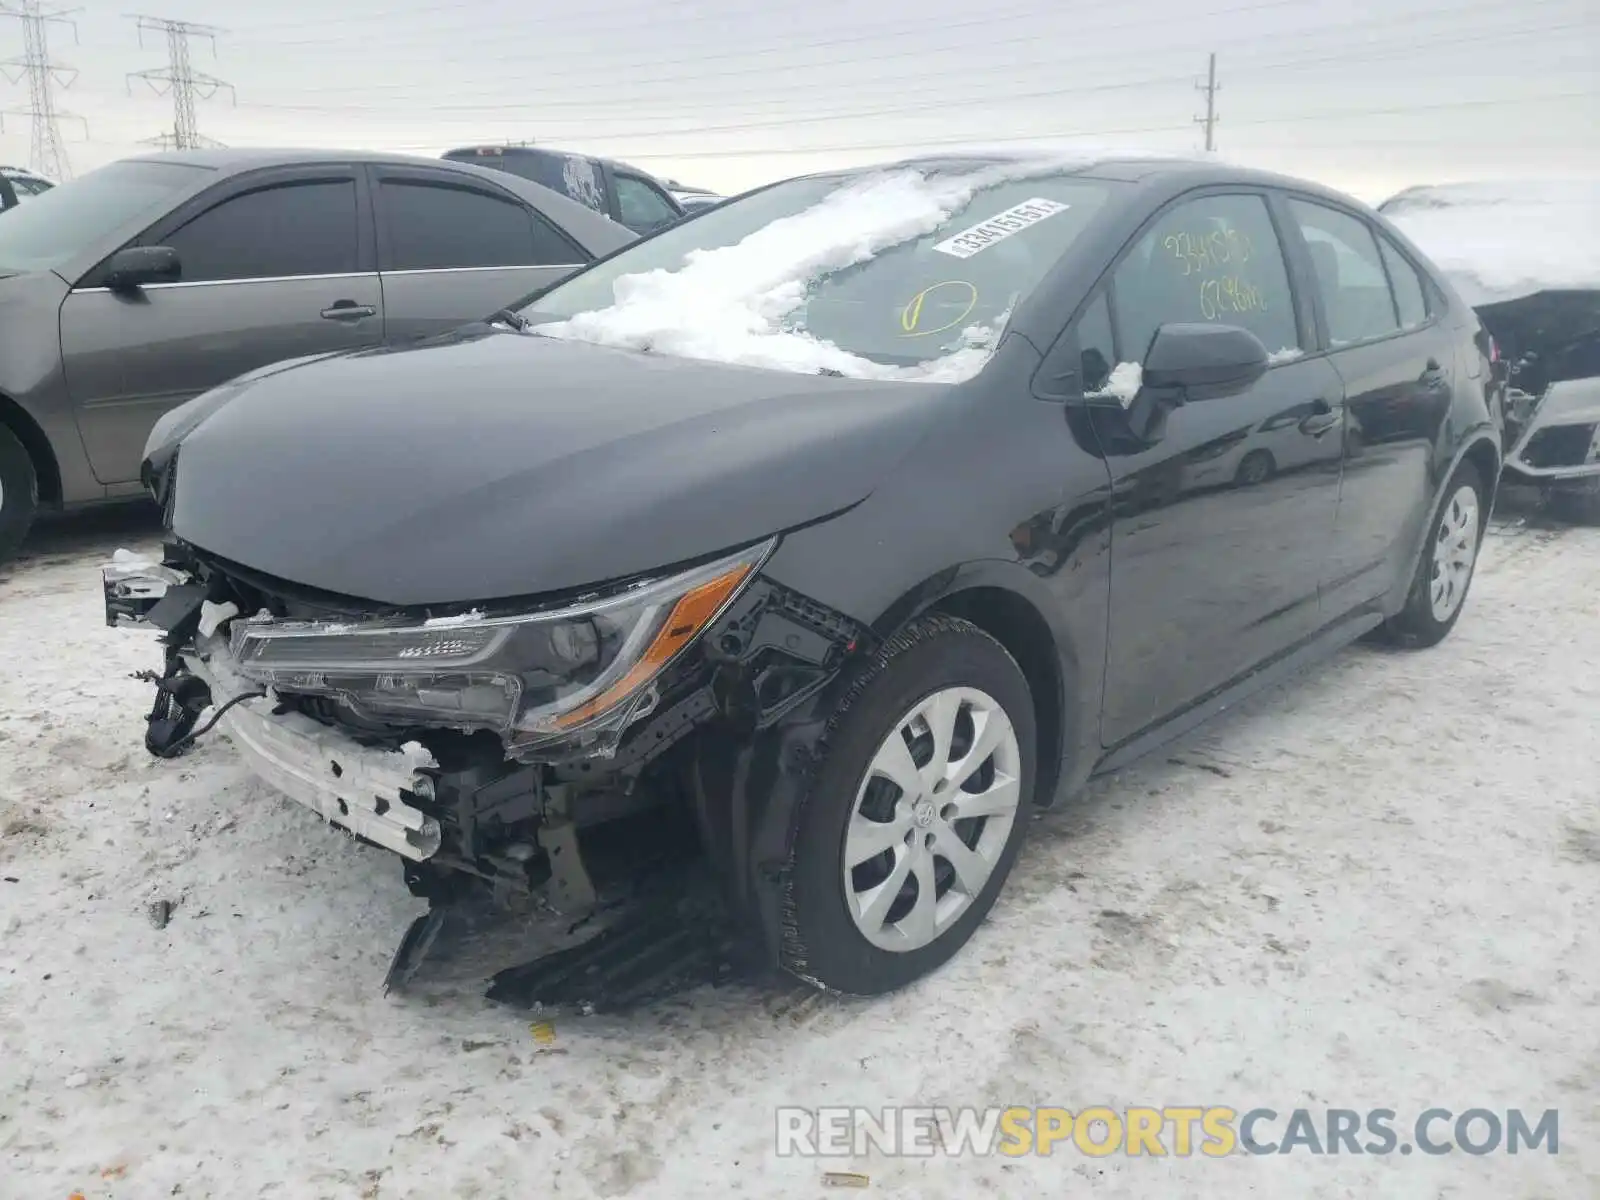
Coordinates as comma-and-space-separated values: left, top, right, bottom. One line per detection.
1287, 199, 1401, 346
163, 179, 360, 282
1111, 192, 1300, 361
1378, 236, 1428, 329
378, 179, 581, 269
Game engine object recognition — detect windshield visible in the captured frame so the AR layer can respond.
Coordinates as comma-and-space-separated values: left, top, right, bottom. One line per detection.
0, 159, 209, 273
520, 164, 1117, 381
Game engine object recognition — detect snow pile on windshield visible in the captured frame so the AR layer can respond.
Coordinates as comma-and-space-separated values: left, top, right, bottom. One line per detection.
1381, 179, 1600, 306
537, 152, 1168, 383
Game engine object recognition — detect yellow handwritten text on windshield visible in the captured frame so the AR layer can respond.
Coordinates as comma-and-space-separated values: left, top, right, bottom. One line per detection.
900, 280, 979, 337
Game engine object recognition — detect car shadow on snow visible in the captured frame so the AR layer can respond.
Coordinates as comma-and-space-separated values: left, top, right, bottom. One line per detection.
7, 502, 164, 575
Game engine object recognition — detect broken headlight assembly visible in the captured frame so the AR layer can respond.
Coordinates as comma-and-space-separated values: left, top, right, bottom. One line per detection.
224, 539, 775, 757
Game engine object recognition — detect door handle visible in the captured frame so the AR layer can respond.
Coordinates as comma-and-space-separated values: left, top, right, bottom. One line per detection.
321, 300, 376, 321
1299, 399, 1342, 437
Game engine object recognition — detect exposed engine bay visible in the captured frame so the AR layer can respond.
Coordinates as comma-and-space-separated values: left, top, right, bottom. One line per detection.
105, 537, 870, 1009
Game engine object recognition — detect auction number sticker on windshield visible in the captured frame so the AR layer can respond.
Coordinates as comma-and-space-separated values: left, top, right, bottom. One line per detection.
931, 197, 1071, 259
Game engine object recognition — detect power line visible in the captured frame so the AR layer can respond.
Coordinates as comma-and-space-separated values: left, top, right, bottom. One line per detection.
220, 0, 1586, 88
168, 16, 1590, 140
1195, 52, 1220, 152
127, 14, 235, 150
0, 0, 84, 178
421, 68, 1201, 142
219, 0, 1326, 93
567, 88, 1597, 162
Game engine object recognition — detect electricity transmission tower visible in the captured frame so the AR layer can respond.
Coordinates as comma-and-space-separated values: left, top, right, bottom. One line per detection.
127, 14, 234, 150
1194, 52, 1220, 152
0, 1, 85, 180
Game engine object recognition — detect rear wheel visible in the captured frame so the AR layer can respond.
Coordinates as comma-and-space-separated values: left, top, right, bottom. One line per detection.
0, 424, 39, 566
1375, 459, 1486, 648
781, 614, 1036, 995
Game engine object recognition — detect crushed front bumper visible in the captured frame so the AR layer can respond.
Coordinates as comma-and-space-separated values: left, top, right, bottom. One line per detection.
102, 550, 443, 861
184, 639, 444, 861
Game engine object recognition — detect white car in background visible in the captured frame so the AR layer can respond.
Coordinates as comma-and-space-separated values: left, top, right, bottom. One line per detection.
1, 165, 55, 211
1381, 180, 1600, 521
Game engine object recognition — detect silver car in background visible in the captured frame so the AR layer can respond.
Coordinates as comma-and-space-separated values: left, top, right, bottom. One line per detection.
0, 148, 634, 562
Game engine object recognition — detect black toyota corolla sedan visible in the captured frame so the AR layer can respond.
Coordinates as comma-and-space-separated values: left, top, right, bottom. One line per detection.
106, 152, 1500, 999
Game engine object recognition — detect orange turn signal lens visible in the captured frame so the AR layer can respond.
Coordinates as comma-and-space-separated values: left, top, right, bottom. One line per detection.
551, 561, 754, 730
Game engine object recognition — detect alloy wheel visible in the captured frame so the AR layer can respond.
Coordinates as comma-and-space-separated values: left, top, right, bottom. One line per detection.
842, 686, 1022, 952
1429, 483, 1481, 622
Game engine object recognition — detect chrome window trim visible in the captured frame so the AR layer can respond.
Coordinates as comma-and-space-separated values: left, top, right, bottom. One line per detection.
71, 270, 378, 294
381, 263, 584, 277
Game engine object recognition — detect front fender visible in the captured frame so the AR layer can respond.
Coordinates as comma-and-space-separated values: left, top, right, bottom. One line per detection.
690, 553, 1107, 969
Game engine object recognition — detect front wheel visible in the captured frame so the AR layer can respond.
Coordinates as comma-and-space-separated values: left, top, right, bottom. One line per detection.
781, 614, 1036, 995
1375, 459, 1486, 648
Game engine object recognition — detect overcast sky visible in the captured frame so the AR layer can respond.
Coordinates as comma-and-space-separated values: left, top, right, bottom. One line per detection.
2, 0, 1595, 201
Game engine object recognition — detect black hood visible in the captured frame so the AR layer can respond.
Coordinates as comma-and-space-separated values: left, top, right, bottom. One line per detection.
164, 328, 954, 606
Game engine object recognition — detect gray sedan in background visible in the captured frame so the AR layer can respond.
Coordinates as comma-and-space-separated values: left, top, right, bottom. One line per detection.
0, 148, 635, 562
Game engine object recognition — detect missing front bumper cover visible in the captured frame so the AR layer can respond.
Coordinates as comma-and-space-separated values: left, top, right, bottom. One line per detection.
182, 640, 444, 861
102, 549, 190, 628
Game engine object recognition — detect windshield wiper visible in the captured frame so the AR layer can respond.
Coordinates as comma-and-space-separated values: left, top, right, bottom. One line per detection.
487, 308, 530, 332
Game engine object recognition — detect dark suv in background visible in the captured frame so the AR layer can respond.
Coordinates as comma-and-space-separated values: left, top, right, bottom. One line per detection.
442, 144, 687, 234
0, 148, 634, 562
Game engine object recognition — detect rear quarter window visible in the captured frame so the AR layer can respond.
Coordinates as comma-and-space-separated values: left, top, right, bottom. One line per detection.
476, 152, 608, 214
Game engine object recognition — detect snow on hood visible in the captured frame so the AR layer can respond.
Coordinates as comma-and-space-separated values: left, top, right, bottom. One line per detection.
537, 149, 1191, 383
1381, 179, 1600, 307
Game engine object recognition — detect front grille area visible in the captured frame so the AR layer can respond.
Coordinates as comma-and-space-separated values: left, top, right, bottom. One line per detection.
191, 550, 399, 624
1522, 423, 1598, 470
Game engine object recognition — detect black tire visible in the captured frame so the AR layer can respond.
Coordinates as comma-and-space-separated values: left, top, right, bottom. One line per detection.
1235, 449, 1275, 487
1545, 479, 1600, 525
1375, 458, 1487, 649
0, 423, 40, 566
781, 614, 1037, 995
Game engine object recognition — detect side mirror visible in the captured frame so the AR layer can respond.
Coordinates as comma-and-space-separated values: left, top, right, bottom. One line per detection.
1142, 323, 1270, 400
104, 245, 181, 292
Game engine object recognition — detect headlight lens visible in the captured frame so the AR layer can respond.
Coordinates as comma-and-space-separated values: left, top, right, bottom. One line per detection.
226, 539, 773, 755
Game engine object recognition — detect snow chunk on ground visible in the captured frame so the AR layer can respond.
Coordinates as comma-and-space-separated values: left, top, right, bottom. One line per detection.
1381, 179, 1600, 306
539, 151, 1170, 384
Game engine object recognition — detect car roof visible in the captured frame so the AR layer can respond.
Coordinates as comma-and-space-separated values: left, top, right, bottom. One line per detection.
442, 143, 675, 183
834, 150, 1361, 201
127, 146, 500, 172
447, 143, 614, 163
119, 147, 635, 258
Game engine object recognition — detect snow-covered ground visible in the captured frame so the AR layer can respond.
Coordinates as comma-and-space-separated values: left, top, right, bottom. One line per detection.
2, 502, 1596, 1199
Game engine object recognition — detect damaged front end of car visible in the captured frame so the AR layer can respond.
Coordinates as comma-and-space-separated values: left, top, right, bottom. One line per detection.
104, 533, 873, 1007
1477, 289, 1600, 519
